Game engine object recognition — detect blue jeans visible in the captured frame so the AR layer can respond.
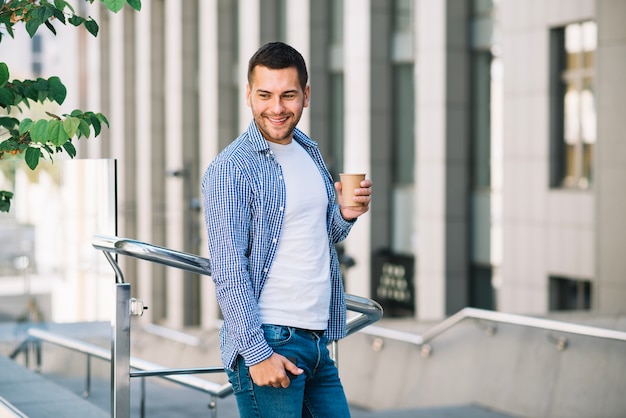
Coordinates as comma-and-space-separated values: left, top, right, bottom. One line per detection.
225, 324, 351, 418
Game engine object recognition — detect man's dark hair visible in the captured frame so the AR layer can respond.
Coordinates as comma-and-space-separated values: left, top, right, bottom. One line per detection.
247, 42, 308, 91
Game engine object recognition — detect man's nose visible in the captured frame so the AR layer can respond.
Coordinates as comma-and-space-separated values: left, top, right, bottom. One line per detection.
270, 97, 285, 113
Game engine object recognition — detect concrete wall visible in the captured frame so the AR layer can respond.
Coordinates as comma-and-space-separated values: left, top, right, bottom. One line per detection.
339, 315, 626, 417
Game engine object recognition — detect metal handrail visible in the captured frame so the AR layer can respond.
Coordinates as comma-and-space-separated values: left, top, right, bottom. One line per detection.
13, 328, 233, 398
92, 235, 383, 417
361, 306, 626, 356
92, 234, 383, 337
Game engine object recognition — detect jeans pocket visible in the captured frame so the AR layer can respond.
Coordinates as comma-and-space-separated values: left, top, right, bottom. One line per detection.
262, 324, 293, 348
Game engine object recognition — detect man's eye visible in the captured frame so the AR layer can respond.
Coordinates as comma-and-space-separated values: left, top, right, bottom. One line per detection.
259, 93, 270, 99
283, 94, 295, 99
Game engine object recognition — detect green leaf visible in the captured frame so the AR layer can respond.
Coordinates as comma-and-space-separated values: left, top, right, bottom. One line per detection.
88, 113, 102, 136
30, 119, 49, 143
127, 0, 142, 11
84, 18, 99, 37
0, 117, 18, 130
44, 20, 57, 36
0, 63, 8, 87
48, 76, 67, 104
25, 147, 42, 170
96, 112, 110, 127
47, 119, 69, 146
0, 87, 14, 106
63, 141, 77, 158
63, 116, 80, 137
68, 14, 85, 27
0, 190, 13, 213
103, 0, 126, 13
54, 0, 75, 14
49, 4, 67, 24
19, 119, 34, 135
25, 18, 43, 38
78, 119, 91, 138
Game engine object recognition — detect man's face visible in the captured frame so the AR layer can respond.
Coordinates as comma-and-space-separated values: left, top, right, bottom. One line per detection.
246, 65, 310, 145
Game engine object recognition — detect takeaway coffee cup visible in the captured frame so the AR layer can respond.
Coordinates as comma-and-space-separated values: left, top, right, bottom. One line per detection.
339, 173, 366, 207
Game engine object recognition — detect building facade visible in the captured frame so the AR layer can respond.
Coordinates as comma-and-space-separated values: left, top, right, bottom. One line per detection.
3, 0, 624, 328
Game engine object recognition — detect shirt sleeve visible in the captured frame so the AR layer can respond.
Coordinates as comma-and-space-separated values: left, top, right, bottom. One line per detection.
328, 203, 356, 244
202, 160, 273, 366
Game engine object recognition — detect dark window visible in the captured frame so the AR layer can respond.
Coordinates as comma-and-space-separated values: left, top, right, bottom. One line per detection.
550, 22, 596, 189
549, 276, 592, 311
469, 264, 494, 310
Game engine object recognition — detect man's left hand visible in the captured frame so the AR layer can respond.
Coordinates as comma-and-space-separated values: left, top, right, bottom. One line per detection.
335, 178, 372, 221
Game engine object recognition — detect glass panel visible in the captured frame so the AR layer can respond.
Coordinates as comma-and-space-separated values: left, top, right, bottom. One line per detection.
330, 0, 344, 45
581, 77, 596, 143
549, 276, 592, 311
393, 0, 413, 33
564, 84, 580, 144
393, 64, 415, 184
582, 143, 593, 186
471, 51, 492, 189
565, 23, 581, 70
563, 143, 577, 186
0, 159, 117, 323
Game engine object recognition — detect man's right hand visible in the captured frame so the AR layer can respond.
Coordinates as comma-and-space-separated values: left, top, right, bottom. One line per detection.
248, 353, 304, 388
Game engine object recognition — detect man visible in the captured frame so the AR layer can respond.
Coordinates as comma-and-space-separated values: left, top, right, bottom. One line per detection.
202, 41, 372, 418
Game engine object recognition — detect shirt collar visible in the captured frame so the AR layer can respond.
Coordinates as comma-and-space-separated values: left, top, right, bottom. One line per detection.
245, 121, 318, 152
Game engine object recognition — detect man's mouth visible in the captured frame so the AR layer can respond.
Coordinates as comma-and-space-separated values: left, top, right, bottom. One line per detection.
267, 116, 288, 125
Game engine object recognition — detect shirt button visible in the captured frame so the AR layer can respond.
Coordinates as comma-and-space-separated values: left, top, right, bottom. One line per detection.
279, 175, 283, 180
272, 238, 277, 243
279, 206, 284, 211
263, 268, 268, 273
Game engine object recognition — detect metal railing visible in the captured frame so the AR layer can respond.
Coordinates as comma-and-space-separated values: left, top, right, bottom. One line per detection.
90, 235, 382, 418
9, 327, 231, 413
361, 306, 626, 357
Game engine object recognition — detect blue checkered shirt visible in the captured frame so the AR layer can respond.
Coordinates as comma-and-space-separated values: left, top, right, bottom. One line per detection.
202, 121, 355, 370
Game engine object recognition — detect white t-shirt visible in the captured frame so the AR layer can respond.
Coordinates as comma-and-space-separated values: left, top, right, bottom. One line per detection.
258, 140, 331, 330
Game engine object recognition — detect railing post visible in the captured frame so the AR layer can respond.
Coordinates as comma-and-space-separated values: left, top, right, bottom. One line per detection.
111, 283, 131, 418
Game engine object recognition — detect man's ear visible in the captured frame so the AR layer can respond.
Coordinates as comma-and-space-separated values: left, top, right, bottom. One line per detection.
246, 84, 251, 107
304, 85, 310, 107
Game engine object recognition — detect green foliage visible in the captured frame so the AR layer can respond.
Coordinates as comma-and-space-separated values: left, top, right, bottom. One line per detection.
0, 0, 140, 212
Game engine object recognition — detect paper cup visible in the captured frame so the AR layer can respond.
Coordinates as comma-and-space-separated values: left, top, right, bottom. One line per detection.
340, 173, 366, 207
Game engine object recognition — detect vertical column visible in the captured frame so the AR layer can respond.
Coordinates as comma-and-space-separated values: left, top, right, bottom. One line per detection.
198, 0, 220, 328
286, 0, 311, 134
239, 0, 261, 132
343, 0, 372, 297
135, 1, 153, 323
415, 0, 447, 320
164, 0, 184, 328
415, 0, 470, 320
595, 0, 626, 311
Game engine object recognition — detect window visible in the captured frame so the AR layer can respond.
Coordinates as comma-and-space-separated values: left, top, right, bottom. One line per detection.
390, 0, 415, 255
470, 51, 492, 190
469, 264, 495, 310
393, 0, 413, 33
549, 276, 592, 311
550, 21, 597, 189
392, 64, 415, 185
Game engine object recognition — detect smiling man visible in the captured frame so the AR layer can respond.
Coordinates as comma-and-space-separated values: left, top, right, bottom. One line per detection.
202, 42, 372, 418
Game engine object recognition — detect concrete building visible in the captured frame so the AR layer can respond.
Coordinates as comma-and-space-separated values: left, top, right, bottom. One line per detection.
2, 0, 625, 329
